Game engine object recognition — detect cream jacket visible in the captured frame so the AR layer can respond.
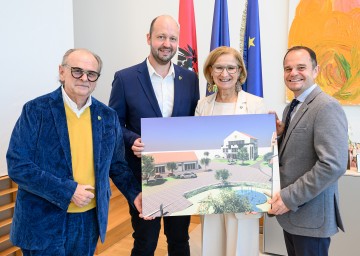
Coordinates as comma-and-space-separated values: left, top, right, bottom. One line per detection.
195, 90, 266, 116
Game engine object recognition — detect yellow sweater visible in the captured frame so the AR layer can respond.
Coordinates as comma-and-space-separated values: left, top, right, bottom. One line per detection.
65, 104, 96, 212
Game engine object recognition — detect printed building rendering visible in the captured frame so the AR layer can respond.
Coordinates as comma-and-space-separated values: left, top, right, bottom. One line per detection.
141, 114, 278, 217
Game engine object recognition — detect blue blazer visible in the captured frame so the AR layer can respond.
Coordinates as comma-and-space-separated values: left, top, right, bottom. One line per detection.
109, 60, 199, 181
6, 87, 140, 250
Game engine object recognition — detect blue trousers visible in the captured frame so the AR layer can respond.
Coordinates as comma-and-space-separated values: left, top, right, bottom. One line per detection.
283, 230, 331, 256
22, 208, 99, 256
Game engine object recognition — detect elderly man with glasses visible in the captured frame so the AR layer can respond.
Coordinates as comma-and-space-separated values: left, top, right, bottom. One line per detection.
6, 48, 145, 256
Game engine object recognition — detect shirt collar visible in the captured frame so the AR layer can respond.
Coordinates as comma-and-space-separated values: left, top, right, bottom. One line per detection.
61, 85, 92, 118
296, 84, 317, 102
146, 58, 175, 78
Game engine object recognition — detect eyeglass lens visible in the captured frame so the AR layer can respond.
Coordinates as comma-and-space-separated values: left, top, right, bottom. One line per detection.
213, 65, 239, 74
71, 67, 100, 82
63, 64, 100, 82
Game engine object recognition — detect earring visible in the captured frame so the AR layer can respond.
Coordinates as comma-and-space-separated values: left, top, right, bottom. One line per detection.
235, 81, 242, 92
213, 84, 218, 93
207, 83, 218, 94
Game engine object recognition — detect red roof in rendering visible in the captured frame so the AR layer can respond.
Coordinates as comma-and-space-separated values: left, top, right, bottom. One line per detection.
147, 151, 198, 164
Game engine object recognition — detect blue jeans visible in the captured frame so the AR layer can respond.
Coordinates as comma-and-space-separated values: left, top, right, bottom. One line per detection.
22, 208, 99, 256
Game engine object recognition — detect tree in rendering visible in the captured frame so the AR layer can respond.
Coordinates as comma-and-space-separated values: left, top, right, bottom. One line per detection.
262, 152, 274, 168
215, 169, 231, 185
237, 147, 249, 165
198, 188, 252, 214
142, 155, 155, 184
200, 151, 211, 171
166, 162, 178, 175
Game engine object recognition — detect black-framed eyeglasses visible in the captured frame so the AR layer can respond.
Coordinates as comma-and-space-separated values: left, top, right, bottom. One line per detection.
212, 65, 240, 74
62, 64, 100, 82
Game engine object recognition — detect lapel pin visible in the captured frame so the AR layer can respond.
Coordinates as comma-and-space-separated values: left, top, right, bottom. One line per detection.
179, 76, 182, 80
98, 116, 102, 120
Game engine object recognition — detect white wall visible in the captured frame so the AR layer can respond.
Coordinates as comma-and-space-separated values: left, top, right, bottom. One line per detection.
1, 0, 359, 176
0, 0, 74, 176
73, 0, 288, 113
73, 0, 360, 143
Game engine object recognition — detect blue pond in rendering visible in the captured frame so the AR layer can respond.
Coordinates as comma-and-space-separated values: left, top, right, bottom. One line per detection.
236, 190, 267, 211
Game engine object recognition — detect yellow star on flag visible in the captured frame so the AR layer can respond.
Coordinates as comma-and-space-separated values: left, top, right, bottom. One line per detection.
248, 37, 255, 48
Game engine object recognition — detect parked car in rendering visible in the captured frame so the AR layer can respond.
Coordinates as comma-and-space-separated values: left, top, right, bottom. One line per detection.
180, 172, 197, 179
154, 173, 163, 179
147, 178, 156, 184
228, 159, 237, 165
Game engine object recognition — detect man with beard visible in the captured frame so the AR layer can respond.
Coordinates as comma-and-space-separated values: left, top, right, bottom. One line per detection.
109, 15, 199, 256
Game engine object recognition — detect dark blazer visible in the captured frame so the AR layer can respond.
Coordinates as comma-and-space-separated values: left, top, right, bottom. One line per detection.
277, 86, 348, 238
6, 87, 140, 250
109, 59, 199, 181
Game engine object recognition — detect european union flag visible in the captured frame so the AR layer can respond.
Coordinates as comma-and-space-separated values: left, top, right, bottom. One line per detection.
208, 0, 230, 95
243, 0, 263, 97
210, 0, 230, 51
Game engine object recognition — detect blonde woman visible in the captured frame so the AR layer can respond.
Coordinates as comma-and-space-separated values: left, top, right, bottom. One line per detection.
195, 46, 266, 256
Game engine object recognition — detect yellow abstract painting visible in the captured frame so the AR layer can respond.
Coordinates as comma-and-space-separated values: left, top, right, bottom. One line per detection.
287, 0, 360, 105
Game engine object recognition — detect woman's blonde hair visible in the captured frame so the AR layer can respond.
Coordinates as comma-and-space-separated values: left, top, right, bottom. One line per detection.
203, 46, 247, 92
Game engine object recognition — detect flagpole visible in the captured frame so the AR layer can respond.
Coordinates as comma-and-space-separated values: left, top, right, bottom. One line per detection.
239, 0, 248, 56
207, 0, 230, 96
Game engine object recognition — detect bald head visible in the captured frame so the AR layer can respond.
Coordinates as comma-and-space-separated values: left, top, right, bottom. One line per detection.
61, 48, 103, 73
149, 15, 180, 36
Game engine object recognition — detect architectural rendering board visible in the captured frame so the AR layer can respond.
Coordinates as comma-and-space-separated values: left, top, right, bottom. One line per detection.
141, 114, 280, 217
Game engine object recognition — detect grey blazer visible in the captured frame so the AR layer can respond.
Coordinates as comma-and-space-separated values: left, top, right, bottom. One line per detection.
277, 85, 348, 237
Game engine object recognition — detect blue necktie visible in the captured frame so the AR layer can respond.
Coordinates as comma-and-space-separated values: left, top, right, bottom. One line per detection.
283, 99, 300, 137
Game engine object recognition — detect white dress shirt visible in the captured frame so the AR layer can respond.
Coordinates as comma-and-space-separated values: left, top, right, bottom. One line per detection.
146, 58, 175, 117
291, 83, 317, 121
61, 85, 92, 118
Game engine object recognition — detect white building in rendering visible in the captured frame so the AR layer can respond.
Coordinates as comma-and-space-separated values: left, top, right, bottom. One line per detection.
221, 131, 258, 161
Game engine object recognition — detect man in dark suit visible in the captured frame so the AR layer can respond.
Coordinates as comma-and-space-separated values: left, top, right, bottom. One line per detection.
7, 48, 143, 256
109, 15, 199, 256
268, 46, 348, 256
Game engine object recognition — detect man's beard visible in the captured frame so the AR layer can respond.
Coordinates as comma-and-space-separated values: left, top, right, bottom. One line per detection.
151, 46, 176, 65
